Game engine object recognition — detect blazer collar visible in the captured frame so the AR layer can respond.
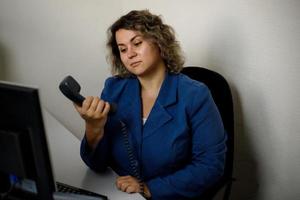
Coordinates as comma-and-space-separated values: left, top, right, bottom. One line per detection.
143, 72, 178, 139
119, 76, 142, 123
156, 72, 178, 107
120, 72, 178, 117
120, 72, 179, 142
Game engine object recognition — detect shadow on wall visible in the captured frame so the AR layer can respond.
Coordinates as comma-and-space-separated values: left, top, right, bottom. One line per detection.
0, 42, 8, 80
230, 86, 260, 200
201, 18, 260, 200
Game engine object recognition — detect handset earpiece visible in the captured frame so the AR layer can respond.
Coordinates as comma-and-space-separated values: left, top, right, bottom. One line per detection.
59, 76, 85, 105
59, 75, 117, 114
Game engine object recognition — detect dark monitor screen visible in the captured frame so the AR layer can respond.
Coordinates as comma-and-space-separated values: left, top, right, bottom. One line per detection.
0, 81, 55, 200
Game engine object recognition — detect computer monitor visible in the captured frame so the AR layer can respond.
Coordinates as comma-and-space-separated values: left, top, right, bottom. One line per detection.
0, 81, 55, 200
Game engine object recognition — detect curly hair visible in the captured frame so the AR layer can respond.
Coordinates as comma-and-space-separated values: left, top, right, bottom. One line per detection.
106, 10, 185, 77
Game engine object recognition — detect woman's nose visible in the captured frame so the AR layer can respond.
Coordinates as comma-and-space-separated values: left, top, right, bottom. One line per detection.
127, 47, 137, 59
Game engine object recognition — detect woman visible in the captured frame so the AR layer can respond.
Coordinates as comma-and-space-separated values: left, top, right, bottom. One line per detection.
75, 10, 226, 200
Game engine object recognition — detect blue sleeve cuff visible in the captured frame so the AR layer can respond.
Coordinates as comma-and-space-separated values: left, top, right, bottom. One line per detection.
80, 134, 109, 172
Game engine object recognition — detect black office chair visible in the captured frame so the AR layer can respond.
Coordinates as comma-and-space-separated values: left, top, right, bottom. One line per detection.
181, 66, 234, 200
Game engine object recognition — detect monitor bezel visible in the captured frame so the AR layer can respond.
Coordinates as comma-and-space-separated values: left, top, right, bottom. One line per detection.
0, 81, 55, 200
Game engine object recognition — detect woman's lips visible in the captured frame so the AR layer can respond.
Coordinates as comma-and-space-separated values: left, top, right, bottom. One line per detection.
130, 61, 142, 67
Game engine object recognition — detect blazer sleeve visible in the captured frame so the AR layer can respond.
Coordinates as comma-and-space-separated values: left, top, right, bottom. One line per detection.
146, 85, 227, 199
79, 77, 116, 172
80, 134, 110, 172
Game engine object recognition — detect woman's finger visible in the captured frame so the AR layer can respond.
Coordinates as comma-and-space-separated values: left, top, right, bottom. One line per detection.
83, 96, 93, 109
125, 185, 136, 193
102, 102, 111, 116
89, 97, 100, 112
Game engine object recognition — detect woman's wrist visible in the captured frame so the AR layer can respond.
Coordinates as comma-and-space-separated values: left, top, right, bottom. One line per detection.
85, 124, 104, 149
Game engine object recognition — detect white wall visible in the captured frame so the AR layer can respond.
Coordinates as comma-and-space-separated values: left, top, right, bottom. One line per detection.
0, 1, 299, 199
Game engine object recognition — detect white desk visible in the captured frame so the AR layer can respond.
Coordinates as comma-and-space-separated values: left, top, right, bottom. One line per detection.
43, 110, 144, 200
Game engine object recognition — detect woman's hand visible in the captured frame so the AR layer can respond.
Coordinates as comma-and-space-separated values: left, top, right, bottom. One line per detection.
116, 176, 151, 198
74, 96, 110, 149
116, 176, 140, 193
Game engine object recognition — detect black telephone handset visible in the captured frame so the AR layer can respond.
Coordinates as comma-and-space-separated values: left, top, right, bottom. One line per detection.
59, 76, 144, 196
59, 75, 116, 113
59, 76, 85, 105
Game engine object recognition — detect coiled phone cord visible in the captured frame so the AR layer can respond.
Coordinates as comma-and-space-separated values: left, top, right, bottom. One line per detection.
120, 121, 145, 197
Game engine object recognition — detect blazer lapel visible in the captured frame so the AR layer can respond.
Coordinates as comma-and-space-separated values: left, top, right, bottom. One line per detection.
143, 73, 178, 139
119, 78, 143, 150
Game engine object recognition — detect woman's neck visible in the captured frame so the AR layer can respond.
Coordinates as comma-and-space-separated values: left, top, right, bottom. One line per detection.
138, 66, 166, 97
138, 66, 166, 119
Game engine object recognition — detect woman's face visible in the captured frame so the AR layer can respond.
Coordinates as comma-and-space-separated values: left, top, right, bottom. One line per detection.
115, 29, 165, 77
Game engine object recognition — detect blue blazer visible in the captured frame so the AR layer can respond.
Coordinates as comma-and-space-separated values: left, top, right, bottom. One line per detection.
80, 72, 227, 200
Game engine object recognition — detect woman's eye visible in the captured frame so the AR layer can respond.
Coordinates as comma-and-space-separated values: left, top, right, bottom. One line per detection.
134, 41, 142, 46
119, 48, 126, 53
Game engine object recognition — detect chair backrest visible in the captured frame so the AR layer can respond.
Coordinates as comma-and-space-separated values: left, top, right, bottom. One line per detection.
181, 66, 234, 199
